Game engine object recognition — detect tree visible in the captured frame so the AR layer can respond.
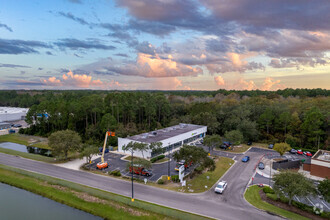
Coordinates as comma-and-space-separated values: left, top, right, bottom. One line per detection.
259, 108, 275, 134
301, 107, 325, 148
318, 178, 330, 202
100, 113, 117, 131
48, 130, 82, 160
150, 142, 165, 157
122, 141, 149, 158
79, 143, 99, 164
273, 142, 291, 156
204, 134, 221, 154
173, 145, 214, 170
224, 130, 243, 145
273, 170, 316, 205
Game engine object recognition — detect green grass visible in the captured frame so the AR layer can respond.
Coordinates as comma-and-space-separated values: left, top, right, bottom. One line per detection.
0, 165, 210, 220
185, 157, 233, 193
0, 147, 56, 163
244, 185, 310, 220
0, 133, 50, 149
153, 157, 169, 163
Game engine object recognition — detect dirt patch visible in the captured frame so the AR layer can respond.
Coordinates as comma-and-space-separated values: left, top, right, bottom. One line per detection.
259, 190, 326, 220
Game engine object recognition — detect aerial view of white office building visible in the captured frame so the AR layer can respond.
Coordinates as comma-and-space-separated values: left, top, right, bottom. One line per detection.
0, 107, 28, 122
118, 123, 207, 158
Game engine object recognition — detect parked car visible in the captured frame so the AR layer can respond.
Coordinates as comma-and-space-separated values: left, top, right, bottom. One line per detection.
258, 162, 265, 170
175, 160, 192, 171
289, 149, 297, 154
13, 124, 22, 128
305, 151, 312, 157
99, 147, 109, 154
242, 156, 250, 162
297, 149, 303, 155
214, 181, 227, 194
220, 141, 232, 150
247, 141, 252, 146
268, 144, 274, 149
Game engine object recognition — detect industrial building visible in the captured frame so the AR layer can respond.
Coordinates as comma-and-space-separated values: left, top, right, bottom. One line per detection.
0, 107, 28, 122
303, 150, 330, 178
118, 123, 207, 158
0, 122, 11, 130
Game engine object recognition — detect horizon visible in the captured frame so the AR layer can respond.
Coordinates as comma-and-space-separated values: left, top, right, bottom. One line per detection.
1, 0, 330, 90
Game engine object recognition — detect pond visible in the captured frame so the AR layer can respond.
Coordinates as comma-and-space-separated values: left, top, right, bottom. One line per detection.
0, 142, 53, 156
0, 183, 102, 220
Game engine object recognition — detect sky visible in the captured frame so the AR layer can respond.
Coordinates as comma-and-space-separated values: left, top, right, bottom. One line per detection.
0, 0, 329, 91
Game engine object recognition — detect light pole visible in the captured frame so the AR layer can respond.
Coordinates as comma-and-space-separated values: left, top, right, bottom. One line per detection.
131, 150, 134, 202
269, 157, 272, 187
168, 142, 171, 180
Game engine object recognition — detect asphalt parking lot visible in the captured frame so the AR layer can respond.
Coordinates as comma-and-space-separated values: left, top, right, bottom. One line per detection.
90, 152, 196, 182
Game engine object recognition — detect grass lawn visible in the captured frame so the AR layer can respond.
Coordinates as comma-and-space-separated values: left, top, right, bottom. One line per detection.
244, 185, 310, 220
0, 147, 55, 163
153, 157, 169, 164
0, 133, 49, 149
0, 165, 209, 220
184, 157, 234, 193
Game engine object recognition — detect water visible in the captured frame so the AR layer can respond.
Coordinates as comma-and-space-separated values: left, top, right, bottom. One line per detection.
0, 183, 102, 220
0, 142, 52, 156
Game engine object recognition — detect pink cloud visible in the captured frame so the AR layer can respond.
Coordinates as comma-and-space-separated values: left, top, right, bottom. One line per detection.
261, 77, 281, 90
214, 76, 225, 85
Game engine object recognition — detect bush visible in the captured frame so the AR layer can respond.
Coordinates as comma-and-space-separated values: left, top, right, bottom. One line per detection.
194, 165, 204, 174
321, 211, 330, 218
109, 170, 121, 176
263, 186, 275, 194
203, 157, 215, 171
157, 179, 164, 184
266, 193, 277, 200
171, 175, 180, 183
151, 155, 165, 163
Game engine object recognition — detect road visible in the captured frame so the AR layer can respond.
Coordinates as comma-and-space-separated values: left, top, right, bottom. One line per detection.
0, 152, 282, 220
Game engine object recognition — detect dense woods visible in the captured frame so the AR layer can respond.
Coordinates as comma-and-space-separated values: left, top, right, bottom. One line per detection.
0, 89, 329, 151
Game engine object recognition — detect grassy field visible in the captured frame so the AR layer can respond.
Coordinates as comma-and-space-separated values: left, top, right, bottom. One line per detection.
184, 157, 234, 193
0, 147, 56, 163
153, 157, 169, 164
214, 143, 271, 154
0, 134, 49, 149
0, 165, 209, 220
244, 185, 310, 220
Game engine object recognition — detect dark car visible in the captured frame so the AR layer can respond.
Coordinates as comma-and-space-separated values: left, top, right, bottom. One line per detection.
220, 141, 232, 150
290, 149, 297, 154
99, 147, 109, 154
258, 162, 265, 170
242, 156, 250, 162
268, 144, 274, 149
13, 124, 22, 128
247, 141, 252, 146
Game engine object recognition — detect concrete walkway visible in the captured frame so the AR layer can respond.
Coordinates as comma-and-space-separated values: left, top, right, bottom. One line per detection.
55, 155, 101, 170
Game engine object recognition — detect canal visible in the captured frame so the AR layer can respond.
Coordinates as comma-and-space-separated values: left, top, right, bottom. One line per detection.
0, 182, 102, 220
0, 142, 52, 156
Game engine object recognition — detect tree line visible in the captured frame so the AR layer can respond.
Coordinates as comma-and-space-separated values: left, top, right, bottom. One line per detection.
0, 89, 327, 150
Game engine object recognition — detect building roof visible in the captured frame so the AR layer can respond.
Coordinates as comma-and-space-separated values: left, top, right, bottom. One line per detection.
312, 150, 330, 162
126, 123, 206, 143
0, 122, 11, 125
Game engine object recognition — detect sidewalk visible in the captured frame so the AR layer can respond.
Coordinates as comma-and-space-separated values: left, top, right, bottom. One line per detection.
255, 157, 278, 178
55, 154, 101, 170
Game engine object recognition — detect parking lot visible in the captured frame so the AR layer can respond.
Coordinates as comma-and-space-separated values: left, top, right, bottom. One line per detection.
89, 152, 196, 182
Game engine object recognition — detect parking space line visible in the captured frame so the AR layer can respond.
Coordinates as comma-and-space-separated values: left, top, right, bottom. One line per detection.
321, 201, 330, 210
294, 195, 300, 202
306, 197, 315, 207
233, 156, 236, 160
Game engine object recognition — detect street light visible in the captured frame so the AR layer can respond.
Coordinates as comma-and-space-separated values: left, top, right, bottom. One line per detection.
168, 142, 171, 180
131, 150, 134, 202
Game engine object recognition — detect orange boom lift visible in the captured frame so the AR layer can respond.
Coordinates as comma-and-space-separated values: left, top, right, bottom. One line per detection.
97, 131, 115, 169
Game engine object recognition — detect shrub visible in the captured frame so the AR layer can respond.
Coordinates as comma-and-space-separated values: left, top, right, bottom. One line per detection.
157, 179, 164, 184
151, 155, 165, 163
171, 175, 180, 183
203, 157, 215, 171
109, 170, 121, 176
263, 186, 275, 194
194, 166, 204, 174
266, 193, 277, 200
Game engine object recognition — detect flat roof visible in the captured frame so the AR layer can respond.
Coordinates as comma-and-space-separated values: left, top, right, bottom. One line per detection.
0, 122, 10, 125
126, 123, 206, 143
313, 150, 330, 162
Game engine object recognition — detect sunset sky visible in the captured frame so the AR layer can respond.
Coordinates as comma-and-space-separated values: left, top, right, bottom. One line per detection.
1, 0, 329, 90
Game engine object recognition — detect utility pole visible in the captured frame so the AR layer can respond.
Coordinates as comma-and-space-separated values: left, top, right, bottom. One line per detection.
168, 142, 171, 180
131, 150, 134, 202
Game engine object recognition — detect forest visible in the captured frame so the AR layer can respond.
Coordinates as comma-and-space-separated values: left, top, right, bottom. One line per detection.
0, 89, 329, 151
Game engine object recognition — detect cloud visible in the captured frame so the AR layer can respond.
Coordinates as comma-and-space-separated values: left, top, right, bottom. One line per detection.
114, 53, 129, 57
54, 38, 116, 50
261, 77, 281, 90
0, 63, 31, 68
0, 38, 51, 54
0, 22, 13, 32
58, 12, 89, 26
225, 77, 283, 91
46, 51, 54, 55
214, 76, 225, 86
41, 70, 122, 89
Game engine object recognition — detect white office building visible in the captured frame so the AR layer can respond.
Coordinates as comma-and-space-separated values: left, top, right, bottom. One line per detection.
118, 123, 207, 158
0, 107, 28, 122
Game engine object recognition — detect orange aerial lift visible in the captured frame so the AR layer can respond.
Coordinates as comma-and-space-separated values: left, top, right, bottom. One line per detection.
97, 131, 115, 169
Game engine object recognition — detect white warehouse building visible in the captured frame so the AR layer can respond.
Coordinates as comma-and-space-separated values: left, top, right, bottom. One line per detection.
118, 123, 207, 158
0, 107, 29, 122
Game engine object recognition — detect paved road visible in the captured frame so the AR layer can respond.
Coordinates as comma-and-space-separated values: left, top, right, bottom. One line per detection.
0, 152, 282, 220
